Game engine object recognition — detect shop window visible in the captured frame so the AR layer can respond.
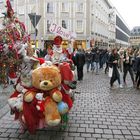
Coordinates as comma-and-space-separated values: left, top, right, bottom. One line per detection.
47, 2, 53, 13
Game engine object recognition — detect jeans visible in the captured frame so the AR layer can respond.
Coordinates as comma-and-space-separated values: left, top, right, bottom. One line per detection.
86, 61, 92, 72
94, 62, 99, 74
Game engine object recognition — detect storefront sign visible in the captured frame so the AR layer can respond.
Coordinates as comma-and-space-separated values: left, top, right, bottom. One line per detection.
49, 23, 76, 40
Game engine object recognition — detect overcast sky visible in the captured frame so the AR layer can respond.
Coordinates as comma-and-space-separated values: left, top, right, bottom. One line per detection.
110, 0, 140, 30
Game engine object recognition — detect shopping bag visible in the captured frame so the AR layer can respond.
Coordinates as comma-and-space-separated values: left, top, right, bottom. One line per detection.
108, 67, 113, 77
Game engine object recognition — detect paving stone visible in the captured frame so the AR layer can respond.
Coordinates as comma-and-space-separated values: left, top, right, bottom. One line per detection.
131, 130, 140, 135
125, 135, 133, 139
74, 137, 85, 140
77, 128, 86, 133
121, 130, 131, 135
69, 127, 77, 132
0, 132, 10, 137
69, 133, 80, 137
102, 134, 114, 139
6, 129, 17, 133
92, 134, 102, 138
80, 133, 92, 138
103, 129, 112, 134
117, 126, 127, 130
85, 128, 94, 133
89, 124, 98, 128
98, 125, 108, 129
114, 135, 125, 139
108, 125, 118, 129
133, 136, 140, 139
95, 128, 104, 134
112, 130, 122, 135
63, 137, 74, 140
80, 124, 88, 128
9, 133, 20, 138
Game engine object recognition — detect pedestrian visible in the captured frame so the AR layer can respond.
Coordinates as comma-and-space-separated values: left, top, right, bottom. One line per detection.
123, 48, 135, 86
99, 49, 104, 69
85, 49, 93, 72
108, 48, 122, 89
135, 50, 140, 89
94, 49, 100, 74
74, 48, 85, 81
105, 49, 111, 74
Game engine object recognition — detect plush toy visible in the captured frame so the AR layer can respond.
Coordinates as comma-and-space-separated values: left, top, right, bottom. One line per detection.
8, 93, 23, 112
35, 93, 44, 112
44, 97, 61, 126
24, 90, 36, 103
32, 65, 63, 126
32, 65, 62, 96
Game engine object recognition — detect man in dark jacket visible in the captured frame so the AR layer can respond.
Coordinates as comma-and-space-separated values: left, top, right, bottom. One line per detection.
85, 49, 93, 72
75, 48, 85, 81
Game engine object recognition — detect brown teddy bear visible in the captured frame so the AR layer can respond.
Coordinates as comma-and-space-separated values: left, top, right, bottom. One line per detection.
31, 65, 63, 126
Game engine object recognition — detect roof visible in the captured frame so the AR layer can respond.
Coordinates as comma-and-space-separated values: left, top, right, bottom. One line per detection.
131, 26, 140, 36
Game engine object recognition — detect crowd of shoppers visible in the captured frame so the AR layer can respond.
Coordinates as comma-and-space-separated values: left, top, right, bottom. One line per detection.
35, 44, 140, 89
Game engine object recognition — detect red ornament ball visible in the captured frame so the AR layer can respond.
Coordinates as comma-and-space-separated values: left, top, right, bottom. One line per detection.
8, 45, 13, 50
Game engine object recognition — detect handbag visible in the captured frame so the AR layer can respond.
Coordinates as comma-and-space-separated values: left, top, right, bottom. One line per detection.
108, 67, 113, 78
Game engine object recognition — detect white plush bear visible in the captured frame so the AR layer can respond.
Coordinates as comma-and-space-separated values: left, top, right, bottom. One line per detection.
35, 93, 44, 111
8, 94, 23, 111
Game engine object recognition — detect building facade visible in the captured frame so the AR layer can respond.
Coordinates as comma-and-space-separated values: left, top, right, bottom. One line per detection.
114, 9, 130, 48
90, 0, 112, 48
0, 0, 130, 49
130, 26, 140, 48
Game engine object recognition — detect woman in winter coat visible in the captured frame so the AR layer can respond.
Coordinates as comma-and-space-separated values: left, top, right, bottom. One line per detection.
108, 48, 123, 89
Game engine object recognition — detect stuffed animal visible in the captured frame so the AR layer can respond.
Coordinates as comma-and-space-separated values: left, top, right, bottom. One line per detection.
35, 93, 44, 112
44, 97, 61, 126
8, 93, 23, 112
32, 65, 63, 126
24, 90, 36, 103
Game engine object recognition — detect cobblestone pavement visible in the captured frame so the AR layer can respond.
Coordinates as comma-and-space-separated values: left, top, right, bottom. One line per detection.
0, 69, 140, 140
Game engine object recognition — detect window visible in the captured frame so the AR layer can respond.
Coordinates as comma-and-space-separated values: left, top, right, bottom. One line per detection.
46, 20, 52, 33
18, 6, 25, 15
47, 2, 53, 13
61, 2, 69, 12
76, 20, 83, 32
62, 20, 67, 29
76, 2, 84, 12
